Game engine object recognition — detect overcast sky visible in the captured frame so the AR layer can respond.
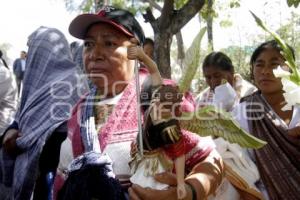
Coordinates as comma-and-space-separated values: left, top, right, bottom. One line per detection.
0, 0, 77, 61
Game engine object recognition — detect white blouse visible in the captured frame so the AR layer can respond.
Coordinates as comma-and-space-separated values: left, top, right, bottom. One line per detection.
58, 93, 132, 176
232, 99, 300, 133
0, 67, 18, 135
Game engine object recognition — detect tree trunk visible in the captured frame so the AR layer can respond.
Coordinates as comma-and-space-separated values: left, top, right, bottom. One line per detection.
143, 0, 206, 78
176, 31, 185, 69
155, 31, 173, 78
207, 0, 214, 51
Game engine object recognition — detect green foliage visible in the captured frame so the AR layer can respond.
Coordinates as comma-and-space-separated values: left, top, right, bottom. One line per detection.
251, 11, 300, 85
175, 0, 189, 9
275, 12, 300, 62
82, 0, 94, 12
200, 0, 218, 21
229, 0, 240, 8
178, 27, 207, 93
112, 0, 126, 7
219, 19, 233, 28
287, 0, 300, 7
64, 0, 142, 13
220, 45, 254, 81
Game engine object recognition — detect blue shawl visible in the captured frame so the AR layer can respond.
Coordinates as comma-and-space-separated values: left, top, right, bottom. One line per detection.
0, 26, 81, 200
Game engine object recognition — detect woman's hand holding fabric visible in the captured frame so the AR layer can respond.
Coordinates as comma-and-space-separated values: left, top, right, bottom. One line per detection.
2, 128, 21, 156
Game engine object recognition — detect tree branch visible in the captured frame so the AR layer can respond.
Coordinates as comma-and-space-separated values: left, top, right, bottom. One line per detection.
143, 0, 162, 11
171, 0, 206, 34
142, 7, 158, 31
176, 31, 185, 60
159, 0, 174, 29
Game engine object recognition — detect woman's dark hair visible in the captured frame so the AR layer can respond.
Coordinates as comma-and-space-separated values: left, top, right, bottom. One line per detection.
202, 51, 234, 73
143, 38, 154, 47
250, 40, 295, 80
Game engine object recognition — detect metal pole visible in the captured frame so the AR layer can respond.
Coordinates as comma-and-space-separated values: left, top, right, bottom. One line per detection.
134, 60, 143, 156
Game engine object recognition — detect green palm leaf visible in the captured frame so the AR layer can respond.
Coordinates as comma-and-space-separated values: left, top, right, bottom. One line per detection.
178, 27, 207, 93
179, 105, 267, 149
250, 11, 300, 85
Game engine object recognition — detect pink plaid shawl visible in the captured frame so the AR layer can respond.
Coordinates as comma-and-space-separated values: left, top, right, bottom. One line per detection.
54, 70, 215, 198
69, 72, 202, 158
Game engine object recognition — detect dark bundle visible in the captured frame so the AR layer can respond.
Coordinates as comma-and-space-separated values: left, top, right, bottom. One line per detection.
57, 152, 125, 200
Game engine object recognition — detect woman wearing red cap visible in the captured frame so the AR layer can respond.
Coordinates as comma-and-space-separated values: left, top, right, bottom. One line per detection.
55, 6, 224, 200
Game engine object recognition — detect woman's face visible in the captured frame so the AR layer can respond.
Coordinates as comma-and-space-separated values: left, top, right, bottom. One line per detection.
83, 23, 135, 96
203, 66, 234, 91
252, 47, 288, 95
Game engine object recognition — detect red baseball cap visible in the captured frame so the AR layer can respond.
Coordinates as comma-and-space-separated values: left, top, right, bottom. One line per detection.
69, 6, 145, 44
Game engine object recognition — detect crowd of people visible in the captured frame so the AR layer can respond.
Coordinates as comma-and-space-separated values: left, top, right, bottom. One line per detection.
0, 5, 299, 200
